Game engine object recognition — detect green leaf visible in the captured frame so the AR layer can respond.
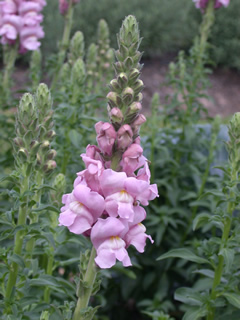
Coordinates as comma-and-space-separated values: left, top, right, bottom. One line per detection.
8, 253, 25, 269
222, 293, 240, 309
69, 129, 82, 148
183, 306, 207, 320
157, 248, 210, 265
32, 204, 59, 213
29, 275, 61, 288
174, 288, 203, 306
193, 213, 211, 231
219, 248, 235, 273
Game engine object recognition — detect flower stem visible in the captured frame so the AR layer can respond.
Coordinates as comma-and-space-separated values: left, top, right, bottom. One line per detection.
25, 171, 43, 267
72, 247, 97, 320
51, 0, 73, 90
2, 44, 18, 104
207, 176, 236, 319
5, 164, 29, 304
43, 248, 54, 303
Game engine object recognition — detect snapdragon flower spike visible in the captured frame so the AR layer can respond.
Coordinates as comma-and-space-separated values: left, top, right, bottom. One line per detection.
193, 0, 230, 9
59, 16, 158, 269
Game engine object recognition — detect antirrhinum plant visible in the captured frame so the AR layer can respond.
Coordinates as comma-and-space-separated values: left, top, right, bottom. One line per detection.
4, 92, 40, 311
158, 112, 240, 320
58, 15, 158, 320
51, 0, 80, 90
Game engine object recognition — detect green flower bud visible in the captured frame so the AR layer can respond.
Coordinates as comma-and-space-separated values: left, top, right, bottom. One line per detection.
129, 68, 140, 81
41, 140, 50, 149
109, 79, 121, 92
30, 140, 40, 155
86, 43, 97, 74
18, 148, 28, 161
43, 160, 57, 173
36, 84, 52, 124
60, 63, 70, 83
19, 93, 36, 125
98, 19, 110, 43
107, 91, 122, 108
69, 31, 85, 63
119, 15, 140, 47
118, 72, 128, 86
46, 149, 57, 160
122, 87, 134, 105
132, 79, 144, 94
135, 92, 143, 102
13, 137, 24, 147
71, 58, 86, 87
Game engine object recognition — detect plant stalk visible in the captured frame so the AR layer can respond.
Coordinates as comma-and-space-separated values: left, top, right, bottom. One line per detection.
72, 247, 97, 320
51, 0, 73, 90
5, 164, 29, 304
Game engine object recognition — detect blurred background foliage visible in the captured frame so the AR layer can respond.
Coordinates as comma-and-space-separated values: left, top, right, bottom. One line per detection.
42, 0, 240, 69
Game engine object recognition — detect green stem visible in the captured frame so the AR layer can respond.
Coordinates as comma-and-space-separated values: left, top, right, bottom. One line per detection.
2, 44, 18, 104
207, 175, 236, 320
73, 247, 97, 320
51, 0, 73, 90
25, 171, 43, 267
43, 249, 54, 303
5, 165, 29, 304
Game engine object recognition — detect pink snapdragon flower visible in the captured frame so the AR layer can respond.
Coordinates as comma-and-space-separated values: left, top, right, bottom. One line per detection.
95, 121, 117, 156
91, 217, 132, 269
59, 184, 105, 234
0, 14, 21, 44
59, 0, 80, 15
193, 0, 230, 9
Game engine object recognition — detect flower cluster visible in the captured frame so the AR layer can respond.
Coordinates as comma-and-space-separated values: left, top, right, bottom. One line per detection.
193, 0, 230, 9
59, 137, 158, 269
59, 0, 80, 16
59, 15, 158, 269
0, 0, 46, 52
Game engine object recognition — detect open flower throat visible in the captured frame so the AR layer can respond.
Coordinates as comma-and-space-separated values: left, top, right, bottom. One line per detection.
59, 15, 159, 269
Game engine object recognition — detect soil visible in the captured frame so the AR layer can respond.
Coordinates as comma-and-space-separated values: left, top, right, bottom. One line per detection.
12, 57, 240, 118
141, 57, 240, 118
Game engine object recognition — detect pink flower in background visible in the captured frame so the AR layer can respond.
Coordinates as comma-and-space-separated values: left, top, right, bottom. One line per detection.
193, 0, 230, 9
0, 14, 21, 44
0, 0, 46, 51
19, 25, 44, 52
91, 217, 132, 268
59, 0, 80, 15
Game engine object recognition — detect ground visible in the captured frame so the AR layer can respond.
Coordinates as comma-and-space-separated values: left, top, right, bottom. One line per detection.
12, 58, 240, 118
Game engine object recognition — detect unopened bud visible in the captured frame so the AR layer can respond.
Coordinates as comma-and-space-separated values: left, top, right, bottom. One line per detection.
132, 114, 146, 135
43, 160, 57, 173
117, 124, 133, 150
41, 140, 50, 149
133, 79, 144, 94
122, 87, 134, 105
46, 149, 57, 160
118, 72, 128, 86
70, 31, 85, 62
71, 58, 86, 86
30, 140, 40, 154
107, 91, 122, 107
13, 137, 24, 147
109, 107, 123, 124
47, 130, 56, 139
129, 102, 142, 114
129, 68, 140, 81
135, 92, 143, 102
109, 79, 121, 92
18, 148, 28, 161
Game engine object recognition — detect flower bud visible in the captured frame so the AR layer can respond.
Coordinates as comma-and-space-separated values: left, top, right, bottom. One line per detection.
43, 160, 57, 173
30, 140, 40, 154
109, 107, 123, 124
41, 140, 50, 149
129, 68, 140, 81
109, 79, 121, 92
122, 87, 134, 105
71, 58, 86, 87
128, 102, 142, 114
132, 114, 146, 135
133, 79, 144, 94
13, 137, 24, 147
18, 148, 28, 161
117, 124, 133, 150
118, 72, 128, 86
69, 31, 84, 63
47, 130, 56, 139
46, 149, 57, 160
107, 91, 122, 108
135, 92, 143, 102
